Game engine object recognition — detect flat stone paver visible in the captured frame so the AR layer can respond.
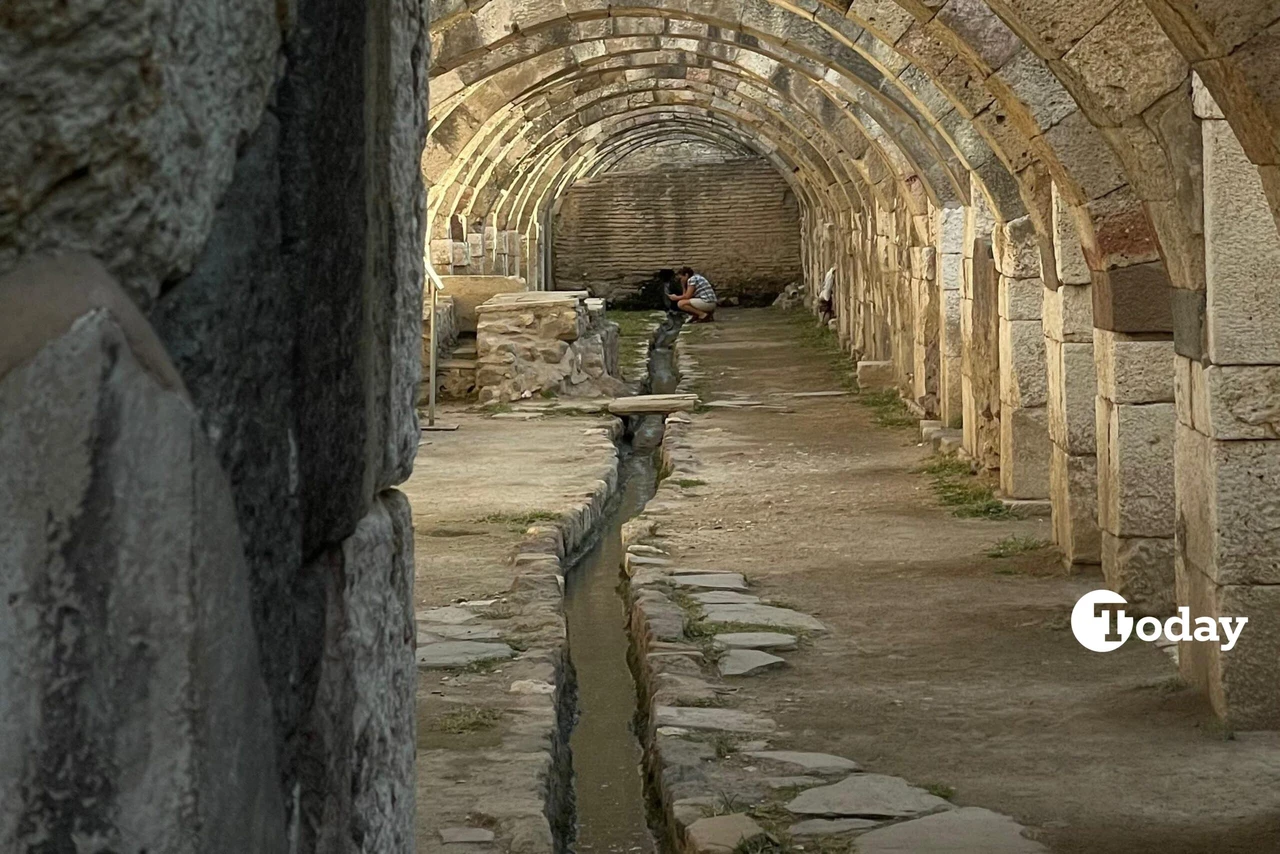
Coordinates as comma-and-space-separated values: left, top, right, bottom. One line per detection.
788, 818, 882, 836
745, 750, 862, 774
713, 632, 797, 651
670, 573, 748, 591
702, 603, 826, 631
655, 705, 776, 733
693, 591, 760, 604
786, 774, 953, 818
608, 393, 699, 414
685, 814, 765, 854
420, 606, 478, 625
439, 828, 497, 844
854, 807, 1047, 853
718, 648, 786, 677
416, 641, 515, 669
418, 624, 503, 641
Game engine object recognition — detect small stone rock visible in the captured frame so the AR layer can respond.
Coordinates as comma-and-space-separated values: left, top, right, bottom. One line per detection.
439, 827, 496, 844
670, 573, 748, 591
854, 808, 1046, 852
788, 818, 881, 836
509, 680, 555, 694
655, 705, 776, 733
693, 591, 760, 605
718, 649, 786, 677
420, 606, 479, 625
416, 641, 515, 669
786, 774, 952, 818
420, 623, 503, 641
713, 632, 798, 651
745, 751, 862, 774
685, 814, 765, 854
702, 604, 825, 632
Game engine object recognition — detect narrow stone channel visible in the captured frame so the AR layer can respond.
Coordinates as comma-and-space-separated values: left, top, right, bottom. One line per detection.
561, 313, 684, 854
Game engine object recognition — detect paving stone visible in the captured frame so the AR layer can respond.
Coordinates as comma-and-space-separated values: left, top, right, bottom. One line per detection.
854, 807, 1045, 852
713, 632, 798, 651
685, 814, 765, 854
693, 591, 761, 605
788, 390, 850, 397
766, 776, 824, 789
786, 774, 952, 818
416, 641, 515, 669
418, 623, 503, 641
439, 827, 497, 844
718, 648, 786, 677
788, 818, 882, 836
628, 544, 668, 556
420, 606, 479, 625
745, 751, 862, 774
702, 604, 826, 632
608, 393, 699, 414
670, 573, 749, 591
508, 680, 555, 694
628, 554, 672, 566
655, 705, 776, 733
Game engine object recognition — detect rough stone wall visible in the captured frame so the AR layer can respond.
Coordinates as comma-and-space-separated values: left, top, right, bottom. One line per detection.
552, 160, 801, 305
0, 0, 430, 847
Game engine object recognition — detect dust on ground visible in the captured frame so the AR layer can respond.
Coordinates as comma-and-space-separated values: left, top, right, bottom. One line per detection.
657, 308, 1280, 854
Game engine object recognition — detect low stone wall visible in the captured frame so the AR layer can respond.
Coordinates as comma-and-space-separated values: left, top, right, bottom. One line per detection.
422, 294, 458, 365
475, 292, 623, 403
439, 275, 525, 332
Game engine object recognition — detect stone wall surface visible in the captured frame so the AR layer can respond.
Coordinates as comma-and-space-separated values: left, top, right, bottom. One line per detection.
552, 160, 802, 305
0, 0, 431, 845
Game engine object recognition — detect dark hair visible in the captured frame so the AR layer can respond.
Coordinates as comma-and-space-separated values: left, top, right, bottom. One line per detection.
678, 266, 695, 277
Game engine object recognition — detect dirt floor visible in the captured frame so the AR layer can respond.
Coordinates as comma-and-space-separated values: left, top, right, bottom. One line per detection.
654, 308, 1280, 853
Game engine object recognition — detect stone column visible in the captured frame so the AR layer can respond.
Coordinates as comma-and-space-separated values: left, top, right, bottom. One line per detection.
961, 193, 1001, 468
1175, 83, 1280, 728
1045, 185, 1101, 568
910, 245, 939, 413
936, 205, 965, 428
996, 216, 1050, 498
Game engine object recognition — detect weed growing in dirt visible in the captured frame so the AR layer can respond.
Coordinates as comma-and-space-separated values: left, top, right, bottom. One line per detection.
857, 388, 917, 428
918, 454, 1014, 519
986, 535, 1051, 558
924, 782, 956, 800
432, 706, 504, 734
476, 510, 560, 530
712, 733, 737, 758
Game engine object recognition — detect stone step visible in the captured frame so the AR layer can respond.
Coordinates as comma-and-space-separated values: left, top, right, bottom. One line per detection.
608, 393, 699, 414
438, 358, 477, 371
451, 344, 477, 358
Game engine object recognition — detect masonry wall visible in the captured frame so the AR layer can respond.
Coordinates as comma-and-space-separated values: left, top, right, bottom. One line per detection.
552, 159, 801, 305
0, 1, 428, 849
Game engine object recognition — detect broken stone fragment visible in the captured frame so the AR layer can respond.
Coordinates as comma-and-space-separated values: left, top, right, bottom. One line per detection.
745, 751, 862, 774
416, 641, 515, 669
718, 648, 786, 677
713, 632, 798, 651
854, 807, 1046, 853
685, 814, 766, 854
788, 818, 881, 836
693, 591, 761, 605
701, 603, 826, 632
669, 572, 748, 591
785, 774, 953, 818
655, 705, 777, 733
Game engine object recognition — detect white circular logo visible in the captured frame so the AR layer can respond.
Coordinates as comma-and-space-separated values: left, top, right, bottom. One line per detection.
1071, 590, 1133, 652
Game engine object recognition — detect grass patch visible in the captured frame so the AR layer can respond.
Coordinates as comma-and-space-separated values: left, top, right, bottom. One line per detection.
857, 388, 917, 428
431, 706, 504, 734
476, 510, 561, 530
712, 733, 737, 758
675, 478, 707, 488
986, 535, 1051, 558
924, 782, 956, 800
918, 454, 1014, 520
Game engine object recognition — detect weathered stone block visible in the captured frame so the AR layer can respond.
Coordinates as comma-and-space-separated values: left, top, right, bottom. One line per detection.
1051, 183, 1091, 285
939, 252, 963, 291
999, 275, 1044, 321
1000, 404, 1051, 499
856, 360, 896, 389
303, 491, 415, 854
1041, 282, 1093, 342
0, 297, 286, 850
938, 205, 966, 254
1095, 329, 1175, 404
995, 216, 1041, 279
452, 241, 470, 267
1051, 446, 1101, 565
1099, 402, 1176, 538
1203, 117, 1280, 365
1048, 340, 1097, 454
1101, 532, 1176, 616
1000, 318, 1048, 407
1092, 261, 1173, 333
1201, 365, 1280, 440
1177, 563, 1280, 729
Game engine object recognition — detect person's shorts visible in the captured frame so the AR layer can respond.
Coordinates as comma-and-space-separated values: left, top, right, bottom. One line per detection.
688, 298, 716, 312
